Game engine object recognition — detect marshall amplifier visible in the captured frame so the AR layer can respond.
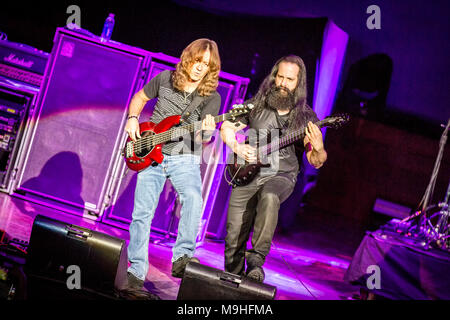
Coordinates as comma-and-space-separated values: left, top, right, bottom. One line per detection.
0, 40, 49, 87
177, 262, 277, 300
25, 215, 128, 299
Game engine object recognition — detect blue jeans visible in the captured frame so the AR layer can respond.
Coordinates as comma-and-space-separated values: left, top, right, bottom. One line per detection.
127, 154, 203, 280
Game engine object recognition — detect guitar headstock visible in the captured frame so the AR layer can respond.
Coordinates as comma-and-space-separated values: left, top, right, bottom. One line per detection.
323, 113, 350, 129
228, 103, 254, 121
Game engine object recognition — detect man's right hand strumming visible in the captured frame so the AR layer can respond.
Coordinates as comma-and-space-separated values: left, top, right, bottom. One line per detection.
234, 143, 257, 163
125, 116, 141, 142
221, 120, 257, 163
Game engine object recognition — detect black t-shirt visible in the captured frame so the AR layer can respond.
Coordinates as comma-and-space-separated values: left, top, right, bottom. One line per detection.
238, 103, 319, 180
142, 70, 221, 155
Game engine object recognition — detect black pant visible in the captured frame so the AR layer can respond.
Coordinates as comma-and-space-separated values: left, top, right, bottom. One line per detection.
224, 174, 295, 275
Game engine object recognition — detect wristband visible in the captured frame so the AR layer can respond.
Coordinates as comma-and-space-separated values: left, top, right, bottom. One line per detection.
127, 115, 139, 120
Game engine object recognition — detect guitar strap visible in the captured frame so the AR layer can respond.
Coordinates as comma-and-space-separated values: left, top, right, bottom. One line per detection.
180, 94, 205, 123
275, 111, 290, 131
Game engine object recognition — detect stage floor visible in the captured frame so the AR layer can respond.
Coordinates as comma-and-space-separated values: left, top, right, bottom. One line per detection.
0, 192, 364, 300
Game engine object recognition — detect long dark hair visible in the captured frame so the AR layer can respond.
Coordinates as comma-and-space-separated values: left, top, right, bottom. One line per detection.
249, 55, 314, 129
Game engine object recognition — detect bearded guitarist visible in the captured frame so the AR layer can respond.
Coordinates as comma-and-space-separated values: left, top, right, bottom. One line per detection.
124, 39, 221, 295
220, 55, 327, 283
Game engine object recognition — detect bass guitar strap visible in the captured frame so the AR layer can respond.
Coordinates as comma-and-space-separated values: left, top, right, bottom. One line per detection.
180, 94, 205, 123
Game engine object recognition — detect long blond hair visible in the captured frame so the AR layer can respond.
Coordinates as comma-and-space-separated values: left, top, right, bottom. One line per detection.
172, 38, 221, 96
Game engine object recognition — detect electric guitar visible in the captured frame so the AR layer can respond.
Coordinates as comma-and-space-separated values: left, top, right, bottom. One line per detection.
123, 104, 253, 172
225, 114, 350, 187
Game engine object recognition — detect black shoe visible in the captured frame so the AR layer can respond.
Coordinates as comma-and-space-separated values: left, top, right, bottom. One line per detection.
246, 253, 265, 268
123, 272, 161, 300
127, 272, 144, 289
117, 287, 162, 300
171, 255, 200, 278
246, 266, 265, 282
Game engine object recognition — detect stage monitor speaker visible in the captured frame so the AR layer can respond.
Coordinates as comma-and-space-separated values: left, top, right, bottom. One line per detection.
14, 27, 150, 217
177, 262, 276, 300
25, 215, 128, 299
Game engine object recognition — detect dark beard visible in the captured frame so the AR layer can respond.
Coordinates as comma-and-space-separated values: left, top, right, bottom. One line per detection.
266, 86, 295, 111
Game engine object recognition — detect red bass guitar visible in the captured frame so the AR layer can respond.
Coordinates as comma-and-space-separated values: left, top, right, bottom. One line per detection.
123, 104, 252, 172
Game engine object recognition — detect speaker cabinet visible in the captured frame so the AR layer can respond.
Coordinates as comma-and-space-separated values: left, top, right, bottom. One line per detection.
14, 28, 151, 218
0, 82, 38, 193
25, 215, 127, 299
177, 262, 276, 300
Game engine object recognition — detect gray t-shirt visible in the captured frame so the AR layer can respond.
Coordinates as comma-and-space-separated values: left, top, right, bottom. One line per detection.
238, 103, 319, 180
143, 70, 221, 155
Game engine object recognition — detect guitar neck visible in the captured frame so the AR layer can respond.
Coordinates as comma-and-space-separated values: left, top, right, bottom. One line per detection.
179, 113, 230, 132
260, 119, 328, 156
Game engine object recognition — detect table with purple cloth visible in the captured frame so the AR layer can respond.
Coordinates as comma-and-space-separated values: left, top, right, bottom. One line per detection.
344, 230, 450, 300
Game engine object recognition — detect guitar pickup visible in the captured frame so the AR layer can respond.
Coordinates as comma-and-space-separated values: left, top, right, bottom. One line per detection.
125, 141, 135, 158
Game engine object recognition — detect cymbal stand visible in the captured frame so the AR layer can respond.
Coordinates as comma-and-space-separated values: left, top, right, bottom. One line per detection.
401, 118, 449, 250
